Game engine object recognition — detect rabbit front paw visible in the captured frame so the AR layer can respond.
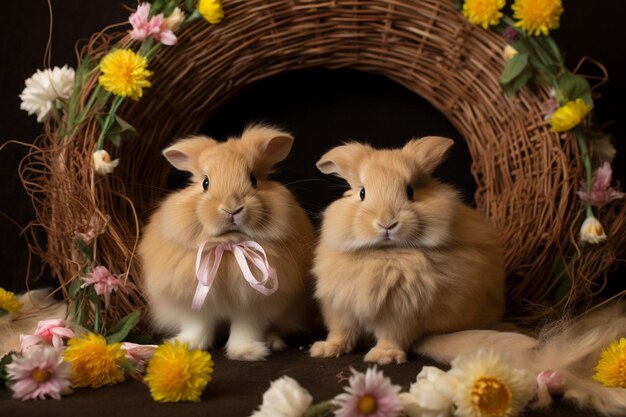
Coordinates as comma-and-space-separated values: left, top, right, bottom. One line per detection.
364, 346, 407, 365
226, 340, 270, 361
310, 340, 348, 358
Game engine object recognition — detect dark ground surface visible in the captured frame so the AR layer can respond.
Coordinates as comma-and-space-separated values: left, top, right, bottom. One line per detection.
0, 347, 593, 417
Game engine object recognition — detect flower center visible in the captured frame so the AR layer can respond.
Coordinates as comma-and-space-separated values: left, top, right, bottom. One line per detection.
357, 394, 378, 415
31, 367, 51, 383
471, 377, 511, 416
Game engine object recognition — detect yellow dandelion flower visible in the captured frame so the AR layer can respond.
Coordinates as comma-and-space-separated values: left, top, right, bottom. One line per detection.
64, 332, 126, 388
0, 288, 22, 315
198, 0, 224, 24
594, 338, 626, 388
98, 49, 152, 101
462, 0, 506, 29
144, 341, 214, 402
549, 98, 593, 132
512, 0, 564, 36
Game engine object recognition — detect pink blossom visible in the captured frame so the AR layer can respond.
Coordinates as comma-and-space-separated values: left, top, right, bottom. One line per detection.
334, 367, 403, 417
121, 342, 158, 373
75, 214, 107, 245
6, 345, 72, 400
20, 319, 75, 352
129, 3, 177, 46
81, 266, 135, 308
540, 88, 559, 121
577, 162, 625, 208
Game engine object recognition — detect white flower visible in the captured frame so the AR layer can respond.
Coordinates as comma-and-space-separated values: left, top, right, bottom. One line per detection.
579, 215, 607, 244
503, 45, 518, 61
93, 150, 120, 175
20, 65, 75, 123
165, 7, 185, 31
401, 366, 456, 417
449, 350, 535, 417
250, 376, 313, 417
334, 367, 403, 417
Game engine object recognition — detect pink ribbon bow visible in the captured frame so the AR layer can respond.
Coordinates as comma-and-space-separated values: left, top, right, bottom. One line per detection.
191, 241, 278, 310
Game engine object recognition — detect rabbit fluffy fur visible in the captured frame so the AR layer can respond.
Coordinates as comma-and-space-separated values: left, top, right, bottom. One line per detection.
0, 289, 68, 356
310, 137, 505, 364
139, 125, 315, 361
416, 300, 626, 416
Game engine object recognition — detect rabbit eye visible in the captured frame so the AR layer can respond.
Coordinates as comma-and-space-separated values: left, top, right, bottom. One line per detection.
202, 176, 209, 191
406, 185, 414, 200
250, 173, 257, 187
359, 187, 365, 201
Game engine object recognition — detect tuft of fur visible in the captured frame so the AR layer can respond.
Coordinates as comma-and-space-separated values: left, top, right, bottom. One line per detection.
416, 301, 626, 415
310, 137, 505, 364
0, 289, 68, 355
138, 125, 316, 361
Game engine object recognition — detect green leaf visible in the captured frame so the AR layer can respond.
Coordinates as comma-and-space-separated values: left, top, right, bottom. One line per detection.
0, 352, 16, 387
453, 0, 463, 11
502, 65, 533, 96
74, 236, 93, 259
105, 311, 141, 344
186, 9, 202, 23
558, 71, 592, 104
185, 0, 194, 12
500, 52, 529, 85
163, 1, 178, 16
69, 277, 84, 300
98, 114, 136, 148
67, 57, 94, 132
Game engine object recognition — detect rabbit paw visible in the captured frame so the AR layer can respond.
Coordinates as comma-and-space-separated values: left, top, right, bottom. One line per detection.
268, 334, 287, 351
310, 340, 347, 358
226, 340, 270, 361
364, 346, 407, 365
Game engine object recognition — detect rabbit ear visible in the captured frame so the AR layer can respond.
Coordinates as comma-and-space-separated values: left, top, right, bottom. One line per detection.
316, 142, 372, 182
163, 136, 216, 172
402, 136, 454, 174
241, 125, 294, 166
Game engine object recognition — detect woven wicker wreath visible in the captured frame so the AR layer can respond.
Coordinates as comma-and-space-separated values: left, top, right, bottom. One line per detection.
23, 0, 626, 329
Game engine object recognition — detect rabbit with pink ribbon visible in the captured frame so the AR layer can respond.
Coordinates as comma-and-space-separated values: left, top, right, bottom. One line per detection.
310, 137, 506, 365
139, 125, 315, 361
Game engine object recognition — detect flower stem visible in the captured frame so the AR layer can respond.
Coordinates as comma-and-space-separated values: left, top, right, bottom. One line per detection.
575, 127, 594, 218
96, 96, 124, 150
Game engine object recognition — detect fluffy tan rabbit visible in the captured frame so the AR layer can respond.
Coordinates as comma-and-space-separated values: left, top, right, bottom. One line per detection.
310, 137, 505, 364
139, 125, 315, 361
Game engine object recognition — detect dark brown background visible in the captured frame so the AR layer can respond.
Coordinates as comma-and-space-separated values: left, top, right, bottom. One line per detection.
2, 1, 625, 296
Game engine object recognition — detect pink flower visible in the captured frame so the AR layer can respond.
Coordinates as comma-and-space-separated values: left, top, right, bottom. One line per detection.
6, 345, 72, 400
75, 214, 107, 245
81, 266, 135, 308
20, 319, 75, 352
540, 88, 559, 121
121, 342, 158, 373
334, 367, 403, 417
577, 162, 625, 208
129, 3, 177, 45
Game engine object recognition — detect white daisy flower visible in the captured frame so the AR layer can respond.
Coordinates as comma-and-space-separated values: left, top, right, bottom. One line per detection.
250, 376, 313, 417
93, 150, 120, 175
448, 350, 535, 417
401, 366, 456, 417
20, 65, 75, 123
334, 367, 403, 417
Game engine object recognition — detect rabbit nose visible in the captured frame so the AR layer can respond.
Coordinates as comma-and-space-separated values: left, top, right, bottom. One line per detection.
221, 206, 244, 216
376, 221, 399, 231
